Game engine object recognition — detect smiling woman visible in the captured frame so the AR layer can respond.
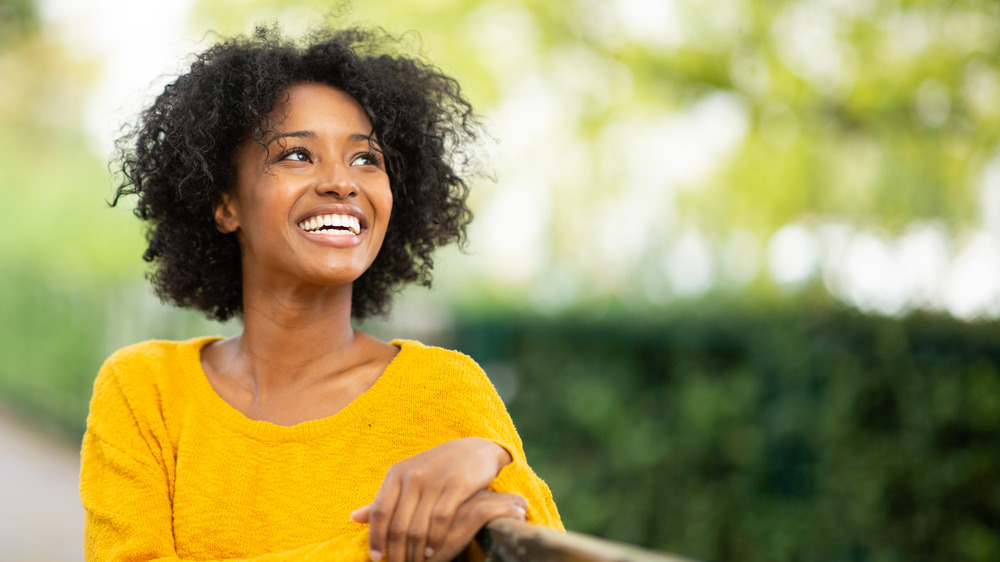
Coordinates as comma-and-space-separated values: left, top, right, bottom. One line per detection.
80, 26, 561, 562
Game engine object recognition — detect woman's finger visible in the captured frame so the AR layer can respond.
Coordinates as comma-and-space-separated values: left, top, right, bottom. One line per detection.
404, 480, 446, 562
366, 470, 403, 562
427, 492, 527, 562
383, 471, 425, 562
422, 485, 465, 560
350, 504, 372, 523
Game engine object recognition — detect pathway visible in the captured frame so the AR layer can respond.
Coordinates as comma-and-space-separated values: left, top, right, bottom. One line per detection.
0, 408, 84, 561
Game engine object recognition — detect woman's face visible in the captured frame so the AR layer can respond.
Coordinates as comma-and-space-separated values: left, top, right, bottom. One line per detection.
216, 82, 392, 292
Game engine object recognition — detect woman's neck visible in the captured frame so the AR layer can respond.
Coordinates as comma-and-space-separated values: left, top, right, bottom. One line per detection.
201, 278, 399, 425
231, 279, 360, 393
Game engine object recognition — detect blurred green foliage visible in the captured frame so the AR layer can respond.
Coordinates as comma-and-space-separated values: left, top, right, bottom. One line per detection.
190, 0, 1000, 240
2, 1, 1000, 559
451, 302, 1000, 561
0, 271, 104, 433
0, 0, 37, 49
0, 272, 231, 434
5, 0, 1000, 305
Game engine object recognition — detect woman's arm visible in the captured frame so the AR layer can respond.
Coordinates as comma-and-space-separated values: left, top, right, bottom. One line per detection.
350, 437, 514, 562
351, 347, 563, 562
444, 355, 563, 531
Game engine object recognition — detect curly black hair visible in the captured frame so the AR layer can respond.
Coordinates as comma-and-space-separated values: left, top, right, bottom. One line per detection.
113, 25, 478, 322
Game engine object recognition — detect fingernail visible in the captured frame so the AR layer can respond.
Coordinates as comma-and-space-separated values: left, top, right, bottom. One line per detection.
515, 507, 526, 519
425, 547, 435, 558
370, 549, 383, 561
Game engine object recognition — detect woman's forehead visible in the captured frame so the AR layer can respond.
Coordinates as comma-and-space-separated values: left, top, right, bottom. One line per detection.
237, 83, 378, 162
270, 82, 372, 133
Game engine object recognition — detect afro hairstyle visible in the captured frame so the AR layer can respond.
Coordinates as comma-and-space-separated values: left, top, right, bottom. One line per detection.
113, 25, 479, 321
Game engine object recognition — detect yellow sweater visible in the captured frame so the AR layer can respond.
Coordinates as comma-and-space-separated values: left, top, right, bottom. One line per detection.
80, 337, 561, 561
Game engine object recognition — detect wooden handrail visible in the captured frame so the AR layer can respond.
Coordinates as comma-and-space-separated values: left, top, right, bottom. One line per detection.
464, 518, 695, 562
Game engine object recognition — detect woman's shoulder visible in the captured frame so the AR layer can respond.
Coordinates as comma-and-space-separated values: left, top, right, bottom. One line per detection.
89, 337, 220, 435
97, 336, 221, 402
387, 339, 499, 396
391, 339, 484, 375
385, 340, 517, 438
101, 336, 219, 373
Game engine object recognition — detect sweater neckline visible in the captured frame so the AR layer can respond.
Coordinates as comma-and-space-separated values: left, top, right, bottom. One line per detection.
178, 335, 418, 441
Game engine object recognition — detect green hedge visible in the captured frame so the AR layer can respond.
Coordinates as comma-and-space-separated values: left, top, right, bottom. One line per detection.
0, 272, 227, 437
0, 270, 107, 435
451, 303, 1000, 562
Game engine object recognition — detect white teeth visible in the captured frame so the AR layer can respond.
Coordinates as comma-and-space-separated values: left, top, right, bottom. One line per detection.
298, 214, 362, 235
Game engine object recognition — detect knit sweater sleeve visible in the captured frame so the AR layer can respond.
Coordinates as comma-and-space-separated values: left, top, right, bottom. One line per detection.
425, 347, 563, 531
79, 349, 372, 562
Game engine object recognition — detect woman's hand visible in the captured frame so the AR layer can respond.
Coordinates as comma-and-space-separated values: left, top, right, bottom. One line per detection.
350, 437, 513, 562
425, 490, 527, 562
355, 490, 526, 562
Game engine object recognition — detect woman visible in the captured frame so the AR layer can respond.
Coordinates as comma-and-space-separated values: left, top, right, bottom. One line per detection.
80, 26, 561, 562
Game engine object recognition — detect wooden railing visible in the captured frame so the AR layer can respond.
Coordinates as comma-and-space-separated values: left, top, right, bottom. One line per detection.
464, 518, 695, 562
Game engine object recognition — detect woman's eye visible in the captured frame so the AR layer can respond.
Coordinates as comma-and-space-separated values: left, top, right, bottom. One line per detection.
351, 153, 380, 167
282, 150, 310, 162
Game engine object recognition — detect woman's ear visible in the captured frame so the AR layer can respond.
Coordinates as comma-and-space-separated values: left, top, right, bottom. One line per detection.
213, 191, 240, 234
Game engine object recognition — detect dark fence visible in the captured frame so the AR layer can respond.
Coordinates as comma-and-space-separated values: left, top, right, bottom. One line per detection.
468, 518, 692, 562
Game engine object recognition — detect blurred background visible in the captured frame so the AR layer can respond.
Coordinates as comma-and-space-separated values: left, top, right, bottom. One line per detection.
1, 0, 999, 560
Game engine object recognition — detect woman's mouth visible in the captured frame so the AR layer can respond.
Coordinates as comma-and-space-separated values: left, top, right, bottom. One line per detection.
297, 214, 362, 235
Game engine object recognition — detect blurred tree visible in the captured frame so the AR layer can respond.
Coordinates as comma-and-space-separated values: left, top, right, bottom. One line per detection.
0, 0, 139, 278
185, 0, 1000, 315
0, 0, 148, 430
0, 0, 37, 49
3, 0, 999, 315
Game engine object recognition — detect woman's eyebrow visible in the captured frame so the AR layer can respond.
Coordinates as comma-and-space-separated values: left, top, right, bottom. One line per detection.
268, 131, 377, 144
269, 130, 315, 144
350, 132, 379, 145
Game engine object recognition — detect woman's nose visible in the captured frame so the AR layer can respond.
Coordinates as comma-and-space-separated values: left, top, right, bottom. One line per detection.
316, 161, 357, 198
